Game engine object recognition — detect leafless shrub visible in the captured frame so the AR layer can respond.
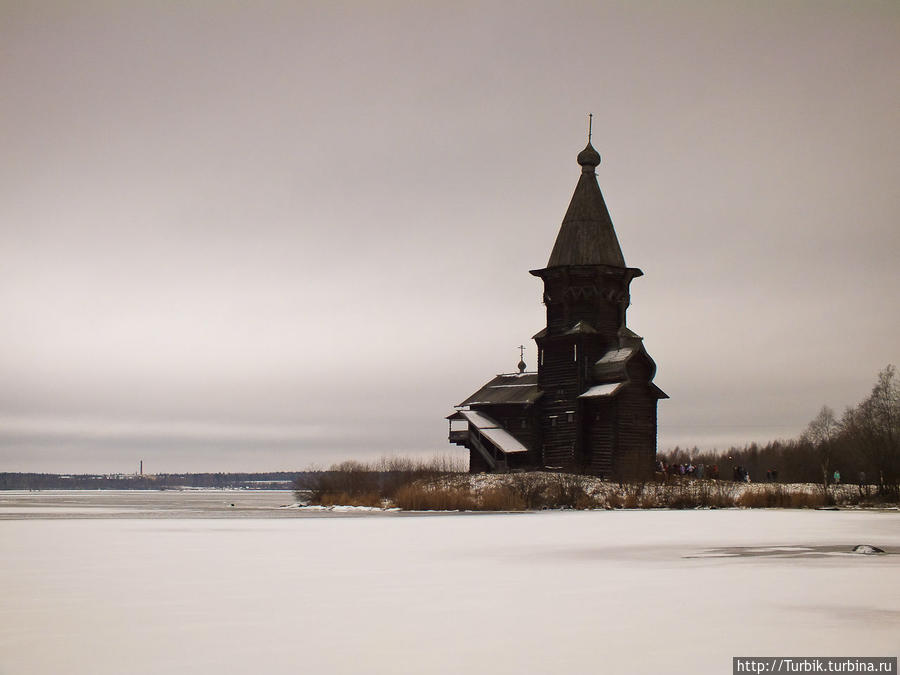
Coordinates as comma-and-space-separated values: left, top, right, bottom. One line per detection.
505, 473, 553, 509
544, 474, 593, 509
575, 491, 602, 509
666, 484, 699, 509
502, 473, 602, 509
294, 454, 466, 505
696, 480, 738, 508
608, 480, 739, 509
603, 491, 624, 509
639, 487, 663, 509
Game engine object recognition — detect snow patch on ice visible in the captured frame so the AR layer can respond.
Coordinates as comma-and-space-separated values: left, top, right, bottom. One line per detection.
287, 504, 399, 512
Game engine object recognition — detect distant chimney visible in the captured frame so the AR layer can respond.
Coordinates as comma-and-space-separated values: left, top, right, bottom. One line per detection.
140, 460, 143, 476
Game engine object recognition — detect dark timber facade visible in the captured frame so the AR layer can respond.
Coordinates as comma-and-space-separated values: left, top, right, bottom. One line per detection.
448, 141, 667, 477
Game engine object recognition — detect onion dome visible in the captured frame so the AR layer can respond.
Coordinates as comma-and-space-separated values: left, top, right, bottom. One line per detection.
577, 142, 601, 173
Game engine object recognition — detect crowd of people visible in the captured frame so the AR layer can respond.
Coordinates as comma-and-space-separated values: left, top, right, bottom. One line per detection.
654, 460, 786, 483
655, 460, 720, 480
653, 460, 874, 493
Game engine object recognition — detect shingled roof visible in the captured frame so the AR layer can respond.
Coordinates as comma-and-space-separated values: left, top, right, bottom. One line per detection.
457, 372, 541, 406
546, 142, 626, 268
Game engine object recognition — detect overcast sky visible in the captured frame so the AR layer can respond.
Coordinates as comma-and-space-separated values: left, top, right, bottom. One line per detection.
1, 1, 897, 472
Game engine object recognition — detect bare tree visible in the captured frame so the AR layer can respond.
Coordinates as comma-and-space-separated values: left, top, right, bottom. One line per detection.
843, 365, 899, 497
802, 405, 840, 502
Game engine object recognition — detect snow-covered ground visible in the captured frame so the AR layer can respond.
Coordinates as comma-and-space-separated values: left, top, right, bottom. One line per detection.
1, 491, 898, 674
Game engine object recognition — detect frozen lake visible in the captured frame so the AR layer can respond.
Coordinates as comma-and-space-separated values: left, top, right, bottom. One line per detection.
1, 491, 898, 674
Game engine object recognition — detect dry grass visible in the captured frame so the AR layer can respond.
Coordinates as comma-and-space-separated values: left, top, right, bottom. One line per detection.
385, 478, 841, 510
602, 491, 624, 509
393, 484, 477, 511
316, 492, 385, 508
392, 476, 828, 511
296, 457, 871, 511
622, 492, 640, 509
790, 491, 826, 508
736, 486, 823, 508
394, 483, 529, 511
478, 486, 527, 511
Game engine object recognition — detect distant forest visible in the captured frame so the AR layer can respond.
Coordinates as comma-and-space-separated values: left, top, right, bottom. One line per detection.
0, 472, 306, 490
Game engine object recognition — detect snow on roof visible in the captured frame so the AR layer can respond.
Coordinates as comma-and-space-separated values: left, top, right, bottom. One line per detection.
479, 427, 528, 454
459, 410, 501, 429
592, 346, 638, 382
563, 320, 597, 335
455, 410, 528, 454
595, 347, 634, 365
578, 382, 626, 398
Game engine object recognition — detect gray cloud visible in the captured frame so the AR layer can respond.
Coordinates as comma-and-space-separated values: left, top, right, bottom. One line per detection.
1, 1, 897, 471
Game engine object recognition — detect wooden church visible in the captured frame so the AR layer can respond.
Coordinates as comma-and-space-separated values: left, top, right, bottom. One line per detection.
448, 139, 667, 477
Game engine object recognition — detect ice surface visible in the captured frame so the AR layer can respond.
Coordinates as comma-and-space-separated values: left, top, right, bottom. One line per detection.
1, 492, 898, 675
